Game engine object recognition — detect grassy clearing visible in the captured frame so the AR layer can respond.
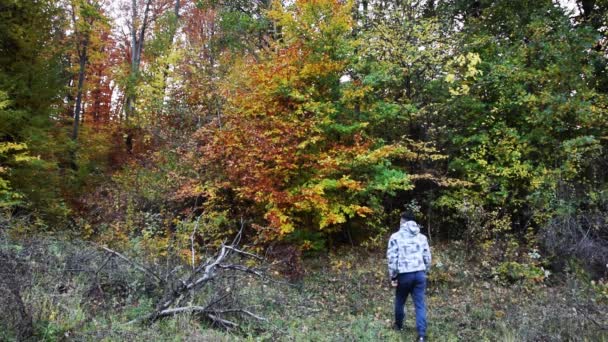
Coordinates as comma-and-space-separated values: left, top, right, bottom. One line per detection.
1, 236, 606, 341
247, 245, 607, 341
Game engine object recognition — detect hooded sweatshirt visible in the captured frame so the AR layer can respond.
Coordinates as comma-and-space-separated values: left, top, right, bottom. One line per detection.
387, 220, 432, 279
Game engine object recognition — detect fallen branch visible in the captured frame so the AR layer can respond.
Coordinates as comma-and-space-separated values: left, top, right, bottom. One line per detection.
224, 245, 263, 260
151, 306, 266, 322
126, 223, 267, 328
209, 308, 268, 322
217, 264, 264, 277
207, 314, 238, 329
100, 246, 164, 284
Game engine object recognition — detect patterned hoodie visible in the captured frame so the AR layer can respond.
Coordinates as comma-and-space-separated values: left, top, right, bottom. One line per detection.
387, 220, 432, 279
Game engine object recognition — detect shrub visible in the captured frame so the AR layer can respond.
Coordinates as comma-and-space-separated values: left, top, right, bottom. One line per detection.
0, 250, 33, 341
492, 261, 546, 285
540, 208, 608, 279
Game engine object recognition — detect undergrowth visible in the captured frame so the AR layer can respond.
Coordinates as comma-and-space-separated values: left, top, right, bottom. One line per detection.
0, 235, 606, 341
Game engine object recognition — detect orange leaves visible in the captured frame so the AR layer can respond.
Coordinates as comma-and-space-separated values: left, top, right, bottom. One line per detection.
264, 207, 295, 235
355, 205, 374, 217
170, 179, 205, 203
192, 0, 412, 241
300, 58, 346, 80
336, 175, 363, 191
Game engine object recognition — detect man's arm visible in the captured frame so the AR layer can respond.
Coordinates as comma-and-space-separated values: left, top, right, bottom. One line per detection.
422, 236, 431, 272
387, 236, 398, 280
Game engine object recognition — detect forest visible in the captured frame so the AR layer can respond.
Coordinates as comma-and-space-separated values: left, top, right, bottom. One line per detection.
0, 0, 607, 340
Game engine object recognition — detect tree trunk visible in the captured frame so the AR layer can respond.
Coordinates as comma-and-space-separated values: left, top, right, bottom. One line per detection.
581, 0, 596, 19
124, 0, 153, 154
72, 39, 88, 141
160, 0, 181, 109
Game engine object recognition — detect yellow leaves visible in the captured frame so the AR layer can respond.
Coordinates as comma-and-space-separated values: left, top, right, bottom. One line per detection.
0, 142, 37, 165
445, 73, 456, 83
449, 84, 470, 96
320, 211, 346, 228
408, 174, 474, 188
354, 144, 407, 165
300, 59, 345, 79
447, 52, 483, 96
0, 142, 27, 154
297, 135, 322, 149
336, 175, 363, 191
354, 205, 373, 217
495, 310, 506, 319
455, 52, 482, 71
265, 207, 295, 235
301, 239, 314, 251
319, 204, 373, 229
269, 0, 353, 49
330, 259, 352, 271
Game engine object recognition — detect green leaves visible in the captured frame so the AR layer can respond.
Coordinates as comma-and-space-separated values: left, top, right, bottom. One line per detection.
438, 0, 608, 229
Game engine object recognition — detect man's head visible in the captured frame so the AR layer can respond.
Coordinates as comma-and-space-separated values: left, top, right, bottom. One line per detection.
401, 210, 415, 222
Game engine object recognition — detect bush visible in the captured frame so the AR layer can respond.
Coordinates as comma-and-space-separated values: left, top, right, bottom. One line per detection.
492, 261, 546, 284
540, 209, 608, 279
0, 249, 33, 341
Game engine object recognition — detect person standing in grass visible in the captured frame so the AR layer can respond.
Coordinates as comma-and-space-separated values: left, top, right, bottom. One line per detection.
387, 211, 432, 341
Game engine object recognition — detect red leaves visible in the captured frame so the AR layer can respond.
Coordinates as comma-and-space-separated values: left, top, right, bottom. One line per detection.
192, 0, 386, 239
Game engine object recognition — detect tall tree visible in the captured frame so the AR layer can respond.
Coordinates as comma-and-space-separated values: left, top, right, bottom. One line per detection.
87, 28, 117, 124
121, 0, 172, 152
69, 0, 105, 142
0, 0, 70, 218
437, 0, 607, 230
195, 0, 418, 243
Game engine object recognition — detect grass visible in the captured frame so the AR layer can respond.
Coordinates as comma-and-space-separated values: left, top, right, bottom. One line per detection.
243, 246, 607, 341
1, 236, 607, 341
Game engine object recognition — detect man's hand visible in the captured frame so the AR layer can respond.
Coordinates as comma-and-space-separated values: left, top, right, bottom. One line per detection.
391, 279, 398, 288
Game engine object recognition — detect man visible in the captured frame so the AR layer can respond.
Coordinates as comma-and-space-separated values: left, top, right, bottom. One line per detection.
387, 211, 432, 341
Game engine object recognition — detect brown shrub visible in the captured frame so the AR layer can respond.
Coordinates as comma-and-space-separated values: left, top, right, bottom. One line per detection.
0, 251, 33, 341
541, 211, 608, 279
266, 244, 304, 282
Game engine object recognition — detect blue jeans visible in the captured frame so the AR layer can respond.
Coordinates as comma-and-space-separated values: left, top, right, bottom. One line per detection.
394, 271, 427, 337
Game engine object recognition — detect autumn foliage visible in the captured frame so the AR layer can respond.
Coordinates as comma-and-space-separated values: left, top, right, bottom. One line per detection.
0, 0, 606, 268
194, 0, 412, 241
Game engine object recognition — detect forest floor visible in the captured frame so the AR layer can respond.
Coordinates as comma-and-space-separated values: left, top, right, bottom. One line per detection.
1, 236, 607, 341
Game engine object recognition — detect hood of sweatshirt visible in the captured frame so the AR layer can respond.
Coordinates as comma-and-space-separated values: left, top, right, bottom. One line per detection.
399, 220, 420, 237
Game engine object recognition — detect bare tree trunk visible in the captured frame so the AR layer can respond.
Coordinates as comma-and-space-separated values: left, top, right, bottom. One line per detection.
72, 41, 88, 141
124, 0, 153, 153
125, 0, 138, 125
160, 0, 181, 111
580, 0, 596, 19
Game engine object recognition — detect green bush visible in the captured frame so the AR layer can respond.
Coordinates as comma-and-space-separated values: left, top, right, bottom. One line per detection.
493, 261, 546, 284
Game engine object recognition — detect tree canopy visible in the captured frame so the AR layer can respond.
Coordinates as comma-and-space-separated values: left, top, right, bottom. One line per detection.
0, 0, 606, 248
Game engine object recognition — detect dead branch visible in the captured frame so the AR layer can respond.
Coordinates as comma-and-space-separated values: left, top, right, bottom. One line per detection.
207, 314, 238, 329
208, 308, 268, 322
149, 305, 267, 323
191, 215, 202, 271
217, 264, 264, 277
100, 246, 164, 284
126, 223, 268, 327
224, 245, 263, 260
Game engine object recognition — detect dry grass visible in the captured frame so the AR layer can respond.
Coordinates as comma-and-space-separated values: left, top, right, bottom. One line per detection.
0, 234, 606, 341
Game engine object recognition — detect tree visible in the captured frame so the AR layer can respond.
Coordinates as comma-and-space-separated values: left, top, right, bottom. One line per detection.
86, 28, 118, 125
437, 0, 607, 231
0, 0, 70, 218
195, 0, 415, 243
0, 92, 36, 208
348, 0, 463, 240
119, 0, 173, 152
69, 0, 106, 143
